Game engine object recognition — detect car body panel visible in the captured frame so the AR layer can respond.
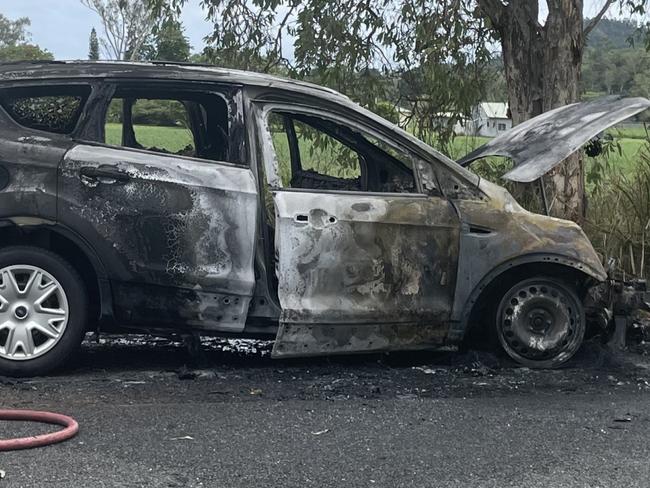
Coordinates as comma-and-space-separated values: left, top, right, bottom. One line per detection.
459, 96, 650, 182
270, 191, 460, 357
251, 100, 461, 356
58, 144, 258, 332
0, 96, 67, 223
447, 178, 607, 343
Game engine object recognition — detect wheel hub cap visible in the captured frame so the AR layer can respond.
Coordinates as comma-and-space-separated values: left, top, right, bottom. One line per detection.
528, 308, 553, 333
498, 281, 580, 362
0, 265, 69, 361
14, 305, 29, 320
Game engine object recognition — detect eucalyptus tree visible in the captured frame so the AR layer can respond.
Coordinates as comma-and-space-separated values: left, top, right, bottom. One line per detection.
82, 0, 160, 60
0, 14, 53, 62
151, 0, 647, 222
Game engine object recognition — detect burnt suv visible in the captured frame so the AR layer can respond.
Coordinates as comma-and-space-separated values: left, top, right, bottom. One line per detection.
0, 61, 646, 376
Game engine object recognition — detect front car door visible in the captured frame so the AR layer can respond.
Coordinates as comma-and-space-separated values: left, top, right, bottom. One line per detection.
58, 81, 257, 332
253, 101, 461, 356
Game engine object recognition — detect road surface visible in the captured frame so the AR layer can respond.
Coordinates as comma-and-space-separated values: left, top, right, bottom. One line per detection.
1, 336, 649, 487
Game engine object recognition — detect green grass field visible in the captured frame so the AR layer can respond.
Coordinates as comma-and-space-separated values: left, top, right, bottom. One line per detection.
105, 123, 194, 154
598, 137, 647, 172
104, 122, 648, 177
608, 124, 649, 140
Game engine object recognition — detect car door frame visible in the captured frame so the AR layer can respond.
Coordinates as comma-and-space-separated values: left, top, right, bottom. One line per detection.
58, 77, 260, 333
249, 96, 463, 357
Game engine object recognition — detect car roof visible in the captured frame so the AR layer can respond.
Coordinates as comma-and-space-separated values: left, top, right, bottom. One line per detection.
0, 60, 349, 102
0, 60, 476, 182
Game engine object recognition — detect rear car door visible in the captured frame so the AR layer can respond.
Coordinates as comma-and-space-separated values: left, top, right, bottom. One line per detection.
58, 82, 257, 332
254, 103, 461, 356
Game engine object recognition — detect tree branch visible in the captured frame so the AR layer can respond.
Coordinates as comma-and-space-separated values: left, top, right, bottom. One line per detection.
477, 0, 507, 30
262, 1, 297, 73
584, 0, 616, 37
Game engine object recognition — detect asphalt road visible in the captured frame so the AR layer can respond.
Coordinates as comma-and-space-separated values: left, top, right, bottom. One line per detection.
1, 336, 649, 488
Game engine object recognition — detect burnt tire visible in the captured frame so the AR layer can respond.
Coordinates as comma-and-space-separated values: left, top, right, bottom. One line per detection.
0, 246, 88, 377
495, 276, 585, 368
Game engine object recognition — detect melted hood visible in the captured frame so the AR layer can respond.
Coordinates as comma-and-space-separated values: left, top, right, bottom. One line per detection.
458, 96, 650, 182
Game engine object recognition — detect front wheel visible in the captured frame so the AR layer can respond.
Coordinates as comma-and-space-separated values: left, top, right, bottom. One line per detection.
0, 246, 88, 376
495, 276, 585, 368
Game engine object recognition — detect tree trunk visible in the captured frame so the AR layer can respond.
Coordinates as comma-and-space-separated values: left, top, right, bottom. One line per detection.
480, 0, 586, 223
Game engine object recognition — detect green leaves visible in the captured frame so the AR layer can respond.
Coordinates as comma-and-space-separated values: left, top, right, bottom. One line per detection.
148, 0, 494, 147
0, 14, 30, 48
0, 13, 52, 61
154, 18, 191, 61
89, 27, 100, 60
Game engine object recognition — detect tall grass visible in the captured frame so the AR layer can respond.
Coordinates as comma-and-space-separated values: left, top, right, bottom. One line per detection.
584, 145, 650, 279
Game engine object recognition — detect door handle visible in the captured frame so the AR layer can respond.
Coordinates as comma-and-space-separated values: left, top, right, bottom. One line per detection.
294, 213, 337, 225
80, 165, 130, 183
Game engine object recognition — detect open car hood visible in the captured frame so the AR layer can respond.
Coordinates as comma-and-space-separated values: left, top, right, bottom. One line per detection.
458, 96, 650, 182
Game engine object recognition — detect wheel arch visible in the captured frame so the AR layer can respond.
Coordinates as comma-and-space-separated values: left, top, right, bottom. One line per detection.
456, 253, 603, 344
0, 218, 112, 326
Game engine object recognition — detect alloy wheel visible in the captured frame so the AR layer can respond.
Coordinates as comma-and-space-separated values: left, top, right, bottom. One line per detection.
0, 265, 69, 361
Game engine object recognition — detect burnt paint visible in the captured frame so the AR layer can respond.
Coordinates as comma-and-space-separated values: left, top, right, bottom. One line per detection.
459, 96, 650, 182
447, 178, 607, 343
0, 105, 64, 221
272, 192, 459, 321
270, 191, 459, 357
58, 144, 258, 332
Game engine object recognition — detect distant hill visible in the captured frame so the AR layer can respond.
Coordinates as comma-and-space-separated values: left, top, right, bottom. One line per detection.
483, 18, 649, 102
585, 18, 645, 49
580, 18, 650, 100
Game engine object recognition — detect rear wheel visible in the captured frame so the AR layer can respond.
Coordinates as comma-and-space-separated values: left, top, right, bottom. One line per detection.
0, 246, 87, 376
495, 276, 585, 368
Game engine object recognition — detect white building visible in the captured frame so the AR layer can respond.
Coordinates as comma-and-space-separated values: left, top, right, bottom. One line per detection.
396, 102, 512, 138
466, 102, 512, 137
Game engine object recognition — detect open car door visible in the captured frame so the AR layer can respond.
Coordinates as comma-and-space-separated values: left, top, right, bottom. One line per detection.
458, 96, 650, 182
254, 103, 461, 358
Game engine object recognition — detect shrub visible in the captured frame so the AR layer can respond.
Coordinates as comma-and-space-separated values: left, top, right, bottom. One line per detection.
584, 143, 650, 278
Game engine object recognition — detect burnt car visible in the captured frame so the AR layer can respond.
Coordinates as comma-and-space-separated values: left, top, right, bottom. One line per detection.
0, 61, 647, 376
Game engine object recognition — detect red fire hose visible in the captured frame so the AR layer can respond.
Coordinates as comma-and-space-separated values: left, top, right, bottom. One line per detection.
0, 409, 79, 451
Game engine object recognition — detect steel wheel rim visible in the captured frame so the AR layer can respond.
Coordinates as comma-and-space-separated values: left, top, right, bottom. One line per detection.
497, 280, 583, 365
0, 265, 69, 361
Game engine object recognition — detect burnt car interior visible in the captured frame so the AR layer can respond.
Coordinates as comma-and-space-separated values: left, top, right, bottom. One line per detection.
0, 85, 91, 134
102, 87, 231, 162
270, 112, 417, 194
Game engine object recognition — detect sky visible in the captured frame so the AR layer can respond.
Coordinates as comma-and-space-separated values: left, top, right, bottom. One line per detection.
0, 0, 212, 59
0, 0, 634, 60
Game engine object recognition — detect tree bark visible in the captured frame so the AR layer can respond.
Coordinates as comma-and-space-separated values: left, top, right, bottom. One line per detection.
479, 0, 586, 223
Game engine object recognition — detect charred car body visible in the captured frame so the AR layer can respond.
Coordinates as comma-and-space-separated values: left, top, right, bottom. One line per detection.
0, 61, 646, 376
